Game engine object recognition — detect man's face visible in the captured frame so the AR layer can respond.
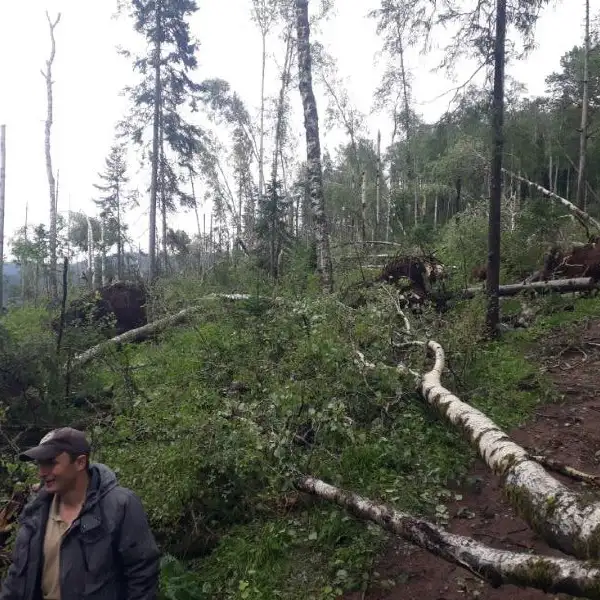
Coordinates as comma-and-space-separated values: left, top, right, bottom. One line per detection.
37, 452, 86, 495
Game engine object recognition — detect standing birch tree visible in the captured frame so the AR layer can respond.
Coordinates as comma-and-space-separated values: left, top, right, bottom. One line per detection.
295, 0, 333, 292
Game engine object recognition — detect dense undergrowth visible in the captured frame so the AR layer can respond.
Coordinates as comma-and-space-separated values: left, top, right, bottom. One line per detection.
1, 208, 600, 598
3, 283, 596, 599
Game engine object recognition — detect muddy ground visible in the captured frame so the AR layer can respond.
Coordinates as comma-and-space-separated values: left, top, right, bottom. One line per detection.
344, 319, 600, 600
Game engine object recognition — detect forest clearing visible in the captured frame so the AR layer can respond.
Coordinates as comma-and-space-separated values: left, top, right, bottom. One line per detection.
1, 0, 600, 598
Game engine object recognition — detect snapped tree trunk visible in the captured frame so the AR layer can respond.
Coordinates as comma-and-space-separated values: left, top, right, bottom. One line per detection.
486, 0, 506, 337
258, 32, 266, 205
420, 340, 600, 560
297, 477, 600, 599
375, 130, 381, 240
296, 0, 333, 293
360, 170, 367, 243
148, 0, 162, 281
576, 0, 590, 209
100, 217, 107, 286
270, 20, 294, 190
86, 215, 94, 291
42, 11, 61, 300
116, 183, 123, 280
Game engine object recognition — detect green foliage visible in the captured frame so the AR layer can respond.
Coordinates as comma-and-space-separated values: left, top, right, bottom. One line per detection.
87, 284, 474, 597
0, 307, 58, 420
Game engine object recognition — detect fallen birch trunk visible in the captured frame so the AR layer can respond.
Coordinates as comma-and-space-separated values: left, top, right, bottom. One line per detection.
420, 340, 600, 559
70, 294, 257, 369
505, 169, 600, 233
297, 476, 600, 598
463, 277, 598, 298
470, 149, 600, 234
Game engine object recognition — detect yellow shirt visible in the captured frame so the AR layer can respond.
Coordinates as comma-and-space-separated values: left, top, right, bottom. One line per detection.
42, 495, 69, 600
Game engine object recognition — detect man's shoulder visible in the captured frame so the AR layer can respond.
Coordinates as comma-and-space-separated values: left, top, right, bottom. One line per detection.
102, 483, 141, 508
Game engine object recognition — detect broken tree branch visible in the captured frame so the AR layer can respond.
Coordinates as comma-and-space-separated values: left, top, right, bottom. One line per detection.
297, 476, 600, 598
529, 454, 600, 488
420, 340, 600, 560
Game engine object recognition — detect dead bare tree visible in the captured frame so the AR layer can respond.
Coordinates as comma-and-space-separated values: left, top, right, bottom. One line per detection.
42, 11, 61, 301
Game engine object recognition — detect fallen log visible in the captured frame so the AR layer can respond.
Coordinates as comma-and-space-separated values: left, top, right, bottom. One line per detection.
463, 277, 598, 298
506, 169, 600, 234
70, 294, 256, 369
296, 476, 600, 598
420, 340, 600, 560
470, 148, 600, 234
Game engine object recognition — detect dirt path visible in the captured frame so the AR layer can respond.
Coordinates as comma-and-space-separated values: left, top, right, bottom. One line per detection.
345, 320, 600, 600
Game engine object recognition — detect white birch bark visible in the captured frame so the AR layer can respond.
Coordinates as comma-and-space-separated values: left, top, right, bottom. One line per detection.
420, 340, 600, 559
360, 170, 367, 242
503, 169, 600, 232
296, 0, 333, 292
86, 215, 94, 291
297, 476, 600, 598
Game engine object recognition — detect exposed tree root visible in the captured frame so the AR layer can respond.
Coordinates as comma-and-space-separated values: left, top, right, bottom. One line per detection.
296, 476, 600, 598
70, 294, 257, 369
420, 340, 600, 559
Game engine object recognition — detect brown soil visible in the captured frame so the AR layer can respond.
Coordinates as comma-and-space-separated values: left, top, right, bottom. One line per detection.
344, 319, 600, 600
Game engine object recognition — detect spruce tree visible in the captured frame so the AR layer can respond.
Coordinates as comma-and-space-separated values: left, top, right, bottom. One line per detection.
119, 0, 204, 280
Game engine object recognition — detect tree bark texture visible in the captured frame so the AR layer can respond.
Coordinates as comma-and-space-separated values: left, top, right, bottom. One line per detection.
295, 0, 333, 292
297, 476, 600, 599
420, 340, 600, 560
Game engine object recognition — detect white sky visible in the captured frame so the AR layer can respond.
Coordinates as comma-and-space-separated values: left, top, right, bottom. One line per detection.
0, 0, 588, 258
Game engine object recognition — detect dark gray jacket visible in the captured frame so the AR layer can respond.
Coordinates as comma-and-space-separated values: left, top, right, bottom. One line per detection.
0, 463, 160, 600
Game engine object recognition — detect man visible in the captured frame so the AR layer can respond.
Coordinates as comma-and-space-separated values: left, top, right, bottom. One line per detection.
0, 427, 160, 600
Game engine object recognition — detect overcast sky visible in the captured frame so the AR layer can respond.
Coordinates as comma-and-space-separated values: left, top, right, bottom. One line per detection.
0, 0, 588, 258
